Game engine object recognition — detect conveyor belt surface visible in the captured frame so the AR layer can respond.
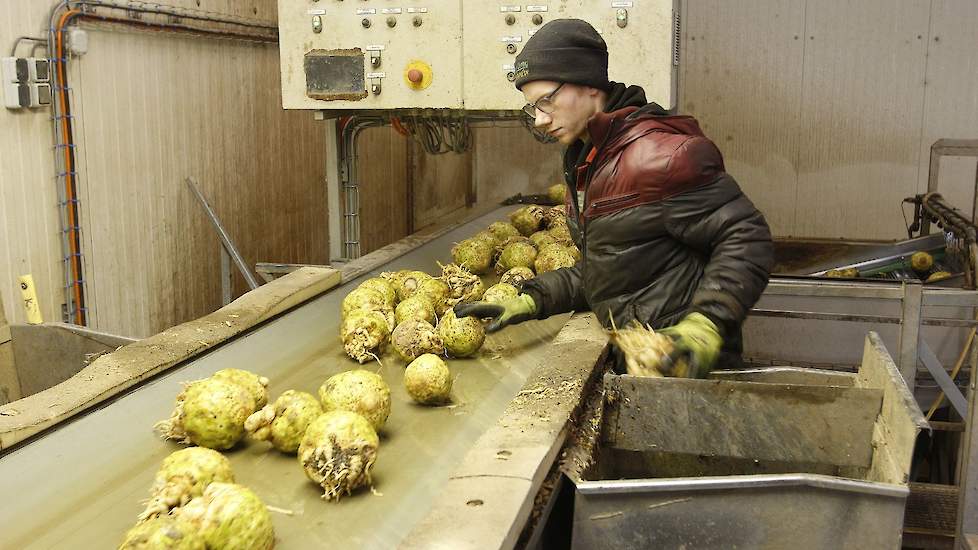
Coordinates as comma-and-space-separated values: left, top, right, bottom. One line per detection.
0, 207, 571, 549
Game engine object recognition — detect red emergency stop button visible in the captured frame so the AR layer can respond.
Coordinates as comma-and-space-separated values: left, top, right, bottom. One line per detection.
404, 61, 432, 90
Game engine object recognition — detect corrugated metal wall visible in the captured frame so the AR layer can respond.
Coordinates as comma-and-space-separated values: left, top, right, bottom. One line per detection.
0, 1, 328, 337
357, 1, 977, 247
4, 1, 975, 331
680, 0, 978, 240
0, 4, 66, 330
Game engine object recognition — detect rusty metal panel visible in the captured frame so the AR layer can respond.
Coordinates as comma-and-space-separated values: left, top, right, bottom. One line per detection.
603, 374, 883, 468
793, 1, 930, 240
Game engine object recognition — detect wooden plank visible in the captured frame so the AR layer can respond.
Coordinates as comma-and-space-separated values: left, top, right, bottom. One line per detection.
0, 266, 341, 451
605, 375, 883, 468
852, 332, 928, 485
680, 0, 806, 237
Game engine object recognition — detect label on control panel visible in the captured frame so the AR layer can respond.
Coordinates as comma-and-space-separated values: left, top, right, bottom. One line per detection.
502, 63, 515, 71
365, 45, 386, 51
307, 8, 326, 15
526, 5, 549, 12
366, 72, 387, 79
500, 6, 522, 12
356, 8, 377, 15
528, 28, 539, 36
611, 1, 633, 6
406, 7, 428, 13
381, 8, 403, 14
500, 35, 523, 42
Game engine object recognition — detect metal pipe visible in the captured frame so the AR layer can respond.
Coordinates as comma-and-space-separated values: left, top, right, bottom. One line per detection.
9, 36, 47, 57
69, 0, 277, 32
76, 13, 278, 43
749, 309, 902, 325
339, 116, 386, 259
186, 178, 260, 292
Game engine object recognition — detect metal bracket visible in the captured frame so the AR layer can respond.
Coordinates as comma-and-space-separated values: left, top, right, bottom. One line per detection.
919, 340, 968, 418
899, 280, 923, 391
185, 178, 260, 304
926, 139, 978, 226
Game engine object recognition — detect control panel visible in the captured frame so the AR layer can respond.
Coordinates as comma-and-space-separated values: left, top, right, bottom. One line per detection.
462, 1, 678, 110
279, 2, 464, 109
2, 57, 52, 110
279, 1, 677, 111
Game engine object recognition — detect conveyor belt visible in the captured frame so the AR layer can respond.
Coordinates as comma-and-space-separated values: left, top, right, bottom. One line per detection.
0, 207, 571, 549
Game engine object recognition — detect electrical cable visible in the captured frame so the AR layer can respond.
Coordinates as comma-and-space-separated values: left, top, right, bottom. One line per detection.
53, 8, 86, 325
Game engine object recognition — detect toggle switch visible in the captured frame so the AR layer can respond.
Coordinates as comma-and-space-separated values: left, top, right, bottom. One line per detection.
616, 9, 628, 28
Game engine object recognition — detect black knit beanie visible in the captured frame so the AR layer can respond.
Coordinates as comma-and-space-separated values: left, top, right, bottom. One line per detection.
514, 19, 609, 91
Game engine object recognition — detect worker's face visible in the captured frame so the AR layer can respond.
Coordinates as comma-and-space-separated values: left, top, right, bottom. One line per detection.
522, 80, 600, 145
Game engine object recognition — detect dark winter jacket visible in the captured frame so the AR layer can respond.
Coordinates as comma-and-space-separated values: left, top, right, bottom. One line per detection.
520, 83, 774, 362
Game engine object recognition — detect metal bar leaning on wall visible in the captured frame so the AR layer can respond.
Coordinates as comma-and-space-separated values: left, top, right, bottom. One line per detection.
186, 178, 261, 294
41, 0, 279, 324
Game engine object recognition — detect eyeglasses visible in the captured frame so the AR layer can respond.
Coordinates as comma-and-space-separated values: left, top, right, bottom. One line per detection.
522, 83, 565, 118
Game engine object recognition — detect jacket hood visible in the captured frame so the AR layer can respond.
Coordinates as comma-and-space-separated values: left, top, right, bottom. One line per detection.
587, 109, 706, 152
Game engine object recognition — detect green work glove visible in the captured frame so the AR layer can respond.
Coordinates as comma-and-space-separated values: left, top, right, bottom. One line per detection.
659, 313, 723, 378
453, 294, 537, 333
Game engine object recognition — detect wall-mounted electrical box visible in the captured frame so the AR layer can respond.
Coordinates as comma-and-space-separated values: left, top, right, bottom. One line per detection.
278, 1, 678, 112
3, 57, 52, 109
279, 2, 464, 110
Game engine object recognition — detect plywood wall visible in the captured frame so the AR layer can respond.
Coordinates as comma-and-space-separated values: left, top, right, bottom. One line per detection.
0, 1, 329, 337
680, 0, 978, 240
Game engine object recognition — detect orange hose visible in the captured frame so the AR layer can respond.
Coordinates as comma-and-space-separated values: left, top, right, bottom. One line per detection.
391, 117, 409, 137
55, 10, 85, 325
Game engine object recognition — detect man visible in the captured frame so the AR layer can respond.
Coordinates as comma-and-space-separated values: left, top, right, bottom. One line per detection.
456, 19, 773, 375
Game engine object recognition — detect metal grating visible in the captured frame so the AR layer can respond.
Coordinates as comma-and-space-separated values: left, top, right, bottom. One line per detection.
905, 482, 958, 533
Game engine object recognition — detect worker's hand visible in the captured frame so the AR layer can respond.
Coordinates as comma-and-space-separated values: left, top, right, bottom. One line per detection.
659, 313, 723, 378
453, 294, 537, 333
